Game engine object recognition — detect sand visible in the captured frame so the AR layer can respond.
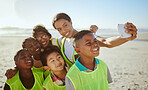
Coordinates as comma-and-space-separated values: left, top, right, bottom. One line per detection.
0, 35, 148, 90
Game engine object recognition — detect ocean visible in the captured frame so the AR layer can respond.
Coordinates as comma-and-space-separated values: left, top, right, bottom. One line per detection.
0, 28, 148, 42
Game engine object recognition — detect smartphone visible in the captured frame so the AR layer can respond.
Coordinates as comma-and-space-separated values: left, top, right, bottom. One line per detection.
118, 24, 131, 38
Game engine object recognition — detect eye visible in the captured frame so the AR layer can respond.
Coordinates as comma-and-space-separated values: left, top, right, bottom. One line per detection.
42, 35, 46, 38
64, 24, 67, 27
57, 55, 61, 59
28, 45, 32, 48
57, 28, 61, 31
86, 42, 91, 46
37, 37, 41, 41
50, 59, 55, 63
94, 40, 98, 43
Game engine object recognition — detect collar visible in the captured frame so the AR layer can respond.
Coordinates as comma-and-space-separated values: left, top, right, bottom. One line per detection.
75, 57, 100, 71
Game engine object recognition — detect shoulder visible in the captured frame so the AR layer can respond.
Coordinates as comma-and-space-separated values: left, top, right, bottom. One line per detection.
95, 58, 107, 66
66, 64, 79, 77
6, 71, 19, 85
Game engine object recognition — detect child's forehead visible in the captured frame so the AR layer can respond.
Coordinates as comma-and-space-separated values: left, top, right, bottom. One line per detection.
81, 33, 95, 41
36, 31, 46, 35
26, 39, 37, 43
19, 51, 30, 55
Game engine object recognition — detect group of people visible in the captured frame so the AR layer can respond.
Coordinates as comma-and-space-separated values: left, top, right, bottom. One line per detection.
4, 13, 137, 90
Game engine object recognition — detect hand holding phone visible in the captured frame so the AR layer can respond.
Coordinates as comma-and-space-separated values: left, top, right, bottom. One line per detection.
118, 24, 131, 38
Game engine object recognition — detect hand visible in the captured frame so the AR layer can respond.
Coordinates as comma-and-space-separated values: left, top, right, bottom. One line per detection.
90, 25, 98, 34
124, 22, 137, 41
5, 67, 18, 80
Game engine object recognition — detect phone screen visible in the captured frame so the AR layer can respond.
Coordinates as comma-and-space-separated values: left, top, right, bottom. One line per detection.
118, 24, 131, 38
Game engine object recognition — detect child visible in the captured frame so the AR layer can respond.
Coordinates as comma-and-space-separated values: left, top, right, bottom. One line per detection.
65, 30, 112, 90
22, 37, 43, 68
33, 25, 60, 49
41, 46, 68, 90
4, 49, 44, 90
5, 37, 50, 80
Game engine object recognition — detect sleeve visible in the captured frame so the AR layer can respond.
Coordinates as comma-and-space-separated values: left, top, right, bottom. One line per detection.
107, 66, 112, 83
65, 77, 75, 90
4, 83, 10, 90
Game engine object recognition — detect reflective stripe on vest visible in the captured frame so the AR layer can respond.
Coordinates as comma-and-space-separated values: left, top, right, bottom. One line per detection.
50, 38, 60, 48
43, 74, 65, 90
66, 59, 109, 90
61, 38, 74, 67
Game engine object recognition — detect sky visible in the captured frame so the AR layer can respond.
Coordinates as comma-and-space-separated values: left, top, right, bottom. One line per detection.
0, 0, 148, 29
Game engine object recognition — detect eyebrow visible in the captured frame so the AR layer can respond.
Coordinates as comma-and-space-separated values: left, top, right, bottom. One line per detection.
48, 53, 60, 61
62, 22, 67, 26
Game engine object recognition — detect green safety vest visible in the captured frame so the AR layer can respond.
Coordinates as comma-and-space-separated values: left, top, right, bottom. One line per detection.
6, 68, 44, 90
32, 66, 50, 79
61, 38, 77, 67
66, 59, 109, 90
51, 38, 60, 48
43, 74, 65, 90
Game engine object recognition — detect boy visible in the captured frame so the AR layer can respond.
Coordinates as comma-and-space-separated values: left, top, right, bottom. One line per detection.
41, 46, 68, 90
65, 30, 112, 90
4, 49, 44, 90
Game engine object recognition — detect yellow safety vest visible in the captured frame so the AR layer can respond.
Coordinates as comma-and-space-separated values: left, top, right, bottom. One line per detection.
43, 74, 65, 90
6, 68, 44, 90
66, 59, 109, 90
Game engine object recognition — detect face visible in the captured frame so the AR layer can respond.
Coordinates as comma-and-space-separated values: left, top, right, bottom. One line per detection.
36, 31, 51, 48
24, 39, 41, 55
46, 52, 65, 72
54, 19, 74, 38
76, 33, 100, 58
16, 51, 33, 70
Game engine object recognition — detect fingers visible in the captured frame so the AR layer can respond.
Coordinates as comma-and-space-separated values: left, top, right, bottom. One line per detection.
125, 22, 136, 28
90, 25, 98, 33
5, 68, 18, 80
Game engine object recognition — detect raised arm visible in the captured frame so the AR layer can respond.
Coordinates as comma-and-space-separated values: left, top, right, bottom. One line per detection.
90, 25, 98, 34
97, 22, 137, 48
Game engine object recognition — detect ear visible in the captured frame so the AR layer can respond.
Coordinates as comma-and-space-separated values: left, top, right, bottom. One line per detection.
75, 47, 80, 54
70, 21, 72, 25
43, 66, 51, 71
15, 61, 18, 66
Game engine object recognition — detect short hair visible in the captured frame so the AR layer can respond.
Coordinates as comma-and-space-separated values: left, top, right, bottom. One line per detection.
14, 49, 29, 62
41, 45, 63, 66
73, 30, 92, 48
33, 24, 52, 38
52, 13, 71, 29
22, 37, 37, 48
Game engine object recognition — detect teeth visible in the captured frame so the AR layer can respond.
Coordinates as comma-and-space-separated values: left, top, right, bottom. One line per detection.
27, 61, 31, 63
65, 32, 69, 36
93, 49, 98, 51
42, 42, 46, 45
36, 48, 39, 51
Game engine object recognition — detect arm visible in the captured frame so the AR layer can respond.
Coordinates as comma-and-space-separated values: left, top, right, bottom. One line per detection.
4, 83, 10, 90
107, 67, 112, 83
97, 22, 137, 48
90, 25, 98, 34
65, 77, 75, 90
5, 67, 18, 80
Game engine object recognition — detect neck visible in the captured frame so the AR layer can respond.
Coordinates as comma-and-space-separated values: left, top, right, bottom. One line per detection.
19, 69, 33, 78
79, 56, 95, 70
33, 54, 40, 60
53, 68, 67, 80
72, 29, 78, 37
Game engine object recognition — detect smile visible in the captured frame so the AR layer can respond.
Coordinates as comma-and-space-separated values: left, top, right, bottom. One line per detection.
65, 32, 70, 37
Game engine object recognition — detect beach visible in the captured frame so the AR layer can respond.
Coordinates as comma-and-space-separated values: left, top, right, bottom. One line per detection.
0, 33, 148, 90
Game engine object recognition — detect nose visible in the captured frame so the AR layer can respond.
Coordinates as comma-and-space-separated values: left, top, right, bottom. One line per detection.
60, 28, 66, 35
93, 41, 99, 47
